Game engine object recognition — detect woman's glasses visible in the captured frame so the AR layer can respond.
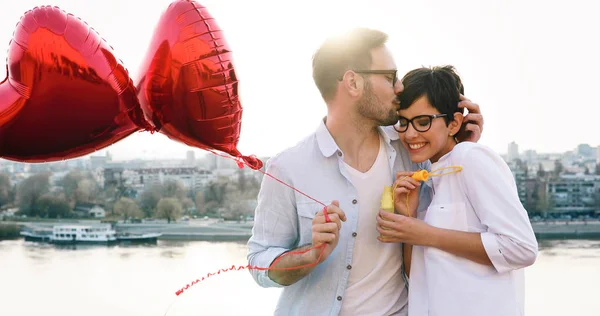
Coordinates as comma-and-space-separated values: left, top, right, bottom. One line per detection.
394, 114, 448, 133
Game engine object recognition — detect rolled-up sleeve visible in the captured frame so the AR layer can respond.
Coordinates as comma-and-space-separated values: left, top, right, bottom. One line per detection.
462, 146, 538, 274
247, 156, 299, 288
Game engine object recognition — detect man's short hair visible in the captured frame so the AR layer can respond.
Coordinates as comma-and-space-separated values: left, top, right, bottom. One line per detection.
312, 28, 389, 101
399, 65, 464, 124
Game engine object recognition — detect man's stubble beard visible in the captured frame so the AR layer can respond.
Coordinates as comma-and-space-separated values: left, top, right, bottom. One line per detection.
356, 80, 398, 127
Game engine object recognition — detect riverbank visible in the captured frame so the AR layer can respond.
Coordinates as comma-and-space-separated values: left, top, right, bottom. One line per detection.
117, 220, 253, 241
6, 219, 600, 242
0, 223, 22, 239
5, 218, 254, 242
532, 221, 600, 239
103, 220, 600, 241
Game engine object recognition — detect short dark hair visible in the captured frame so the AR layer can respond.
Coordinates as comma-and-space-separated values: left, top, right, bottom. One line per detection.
398, 65, 464, 124
312, 28, 389, 101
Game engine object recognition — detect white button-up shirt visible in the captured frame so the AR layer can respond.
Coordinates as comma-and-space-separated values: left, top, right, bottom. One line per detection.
247, 119, 431, 316
408, 142, 539, 316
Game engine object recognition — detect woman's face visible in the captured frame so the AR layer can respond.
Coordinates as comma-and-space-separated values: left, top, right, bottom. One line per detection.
397, 95, 462, 163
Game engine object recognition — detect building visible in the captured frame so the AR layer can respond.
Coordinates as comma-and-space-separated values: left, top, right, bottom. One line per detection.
576, 144, 594, 158
508, 161, 547, 215
73, 203, 106, 218
65, 158, 88, 170
216, 156, 239, 170
209, 154, 218, 170
186, 151, 196, 166
117, 167, 215, 192
510, 164, 528, 204
522, 150, 538, 163
522, 178, 547, 214
103, 167, 125, 189
546, 175, 600, 215
507, 141, 519, 162
90, 151, 112, 169
90, 168, 105, 187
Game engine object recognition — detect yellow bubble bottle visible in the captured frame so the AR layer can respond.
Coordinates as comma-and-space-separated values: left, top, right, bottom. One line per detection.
381, 185, 394, 213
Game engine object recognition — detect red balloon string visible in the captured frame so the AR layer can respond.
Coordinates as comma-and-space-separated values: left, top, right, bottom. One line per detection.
167, 151, 333, 303
207, 150, 330, 215
173, 243, 327, 297
164, 243, 327, 315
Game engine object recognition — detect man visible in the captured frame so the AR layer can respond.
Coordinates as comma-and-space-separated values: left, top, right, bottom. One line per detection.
247, 28, 483, 316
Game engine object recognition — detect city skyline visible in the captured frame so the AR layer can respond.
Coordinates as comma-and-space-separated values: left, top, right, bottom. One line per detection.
1, 0, 600, 161
83, 133, 600, 162
1, 139, 596, 165
0, 138, 597, 166
95, 140, 600, 163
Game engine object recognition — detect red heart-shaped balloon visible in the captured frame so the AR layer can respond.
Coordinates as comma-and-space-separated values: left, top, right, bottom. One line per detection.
0, 6, 151, 163
136, 0, 262, 170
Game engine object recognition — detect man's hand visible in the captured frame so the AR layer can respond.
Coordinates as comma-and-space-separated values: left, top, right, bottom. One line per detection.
456, 95, 484, 143
265, 201, 346, 286
311, 200, 346, 263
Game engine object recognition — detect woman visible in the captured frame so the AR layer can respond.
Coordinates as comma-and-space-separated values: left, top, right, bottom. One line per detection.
382, 66, 538, 316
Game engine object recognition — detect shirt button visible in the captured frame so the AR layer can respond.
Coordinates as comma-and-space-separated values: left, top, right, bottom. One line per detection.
337, 296, 342, 301
337, 151, 342, 157
352, 232, 357, 237
346, 265, 352, 270
352, 199, 357, 204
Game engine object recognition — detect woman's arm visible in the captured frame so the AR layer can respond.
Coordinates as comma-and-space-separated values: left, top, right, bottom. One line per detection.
423, 228, 492, 266
459, 145, 538, 272
378, 145, 538, 272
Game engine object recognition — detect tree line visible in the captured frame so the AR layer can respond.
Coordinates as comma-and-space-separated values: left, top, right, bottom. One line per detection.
1, 161, 598, 221
0, 168, 262, 223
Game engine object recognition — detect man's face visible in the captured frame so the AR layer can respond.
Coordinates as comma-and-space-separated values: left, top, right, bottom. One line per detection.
356, 46, 404, 126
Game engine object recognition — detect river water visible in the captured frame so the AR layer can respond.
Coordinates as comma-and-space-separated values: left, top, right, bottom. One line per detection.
1, 238, 599, 315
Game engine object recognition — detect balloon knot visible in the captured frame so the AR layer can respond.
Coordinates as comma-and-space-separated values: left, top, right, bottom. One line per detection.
240, 155, 263, 170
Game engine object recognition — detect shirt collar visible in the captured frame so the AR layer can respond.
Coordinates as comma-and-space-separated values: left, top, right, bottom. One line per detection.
430, 147, 454, 170
380, 125, 400, 142
316, 117, 338, 157
316, 117, 400, 158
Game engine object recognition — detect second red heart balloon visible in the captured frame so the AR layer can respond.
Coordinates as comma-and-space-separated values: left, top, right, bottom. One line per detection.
136, 0, 263, 170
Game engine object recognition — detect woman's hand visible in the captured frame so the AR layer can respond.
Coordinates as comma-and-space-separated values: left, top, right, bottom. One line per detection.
377, 211, 435, 246
393, 171, 421, 218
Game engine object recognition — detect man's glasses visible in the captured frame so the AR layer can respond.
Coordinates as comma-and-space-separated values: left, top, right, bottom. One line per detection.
394, 114, 448, 133
340, 69, 398, 86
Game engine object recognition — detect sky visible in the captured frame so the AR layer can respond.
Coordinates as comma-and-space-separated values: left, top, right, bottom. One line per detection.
1, 0, 599, 161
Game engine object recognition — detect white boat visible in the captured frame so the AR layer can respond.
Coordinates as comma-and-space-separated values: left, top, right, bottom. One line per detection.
51, 224, 117, 244
20, 226, 52, 242
21, 224, 160, 244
